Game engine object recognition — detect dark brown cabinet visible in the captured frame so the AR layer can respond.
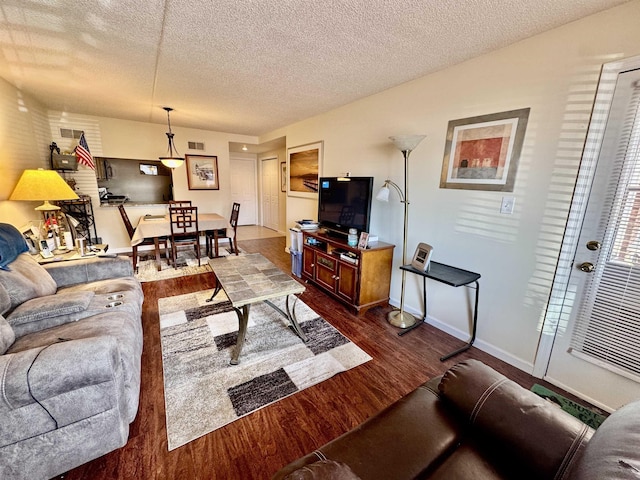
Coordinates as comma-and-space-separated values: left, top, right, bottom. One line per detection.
302, 231, 394, 314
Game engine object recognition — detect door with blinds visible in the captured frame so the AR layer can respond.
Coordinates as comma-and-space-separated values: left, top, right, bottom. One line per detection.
544, 62, 640, 412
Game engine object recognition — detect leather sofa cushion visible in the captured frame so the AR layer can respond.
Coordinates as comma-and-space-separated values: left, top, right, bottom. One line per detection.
438, 360, 592, 479
0, 315, 15, 354
283, 460, 361, 479
568, 399, 640, 479
0, 254, 57, 314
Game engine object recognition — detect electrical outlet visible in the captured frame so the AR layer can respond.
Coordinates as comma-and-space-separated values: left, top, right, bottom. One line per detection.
500, 196, 515, 214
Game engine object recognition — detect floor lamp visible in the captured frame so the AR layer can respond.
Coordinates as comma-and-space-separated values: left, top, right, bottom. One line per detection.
377, 134, 426, 328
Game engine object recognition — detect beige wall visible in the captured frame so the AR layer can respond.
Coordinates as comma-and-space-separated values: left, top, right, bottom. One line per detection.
260, 1, 640, 372
0, 104, 256, 250
0, 78, 51, 226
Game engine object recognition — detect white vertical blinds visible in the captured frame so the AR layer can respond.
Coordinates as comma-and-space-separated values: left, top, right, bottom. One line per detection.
570, 81, 640, 378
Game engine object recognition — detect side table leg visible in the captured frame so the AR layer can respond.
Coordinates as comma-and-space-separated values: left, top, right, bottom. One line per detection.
440, 280, 479, 361
230, 304, 250, 365
399, 276, 427, 337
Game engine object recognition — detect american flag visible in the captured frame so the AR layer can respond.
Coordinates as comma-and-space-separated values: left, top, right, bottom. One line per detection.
75, 132, 95, 170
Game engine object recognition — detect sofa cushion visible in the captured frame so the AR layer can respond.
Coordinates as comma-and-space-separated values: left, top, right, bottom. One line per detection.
0, 223, 29, 271
438, 359, 592, 480
0, 254, 57, 313
0, 315, 15, 354
283, 460, 361, 479
7, 290, 94, 336
568, 399, 640, 480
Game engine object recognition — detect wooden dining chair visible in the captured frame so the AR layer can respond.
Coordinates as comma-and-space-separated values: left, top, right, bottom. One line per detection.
206, 202, 240, 258
169, 206, 201, 267
169, 200, 192, 207
118, 205, 169, 272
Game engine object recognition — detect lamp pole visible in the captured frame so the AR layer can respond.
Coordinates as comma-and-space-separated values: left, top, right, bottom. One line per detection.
387, 135, 426, 328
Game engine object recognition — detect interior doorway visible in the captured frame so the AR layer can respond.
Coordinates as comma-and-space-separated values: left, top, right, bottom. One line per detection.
230, 155, 257, 225
261, 157, 279, 231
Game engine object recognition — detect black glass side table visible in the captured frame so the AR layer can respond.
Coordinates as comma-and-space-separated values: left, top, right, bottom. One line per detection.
399, 261, 481, 361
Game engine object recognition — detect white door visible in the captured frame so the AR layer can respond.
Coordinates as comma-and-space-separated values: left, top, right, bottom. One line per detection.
540, 60, 640, 412
261, 157, 279, 231
230, 156, 257, 225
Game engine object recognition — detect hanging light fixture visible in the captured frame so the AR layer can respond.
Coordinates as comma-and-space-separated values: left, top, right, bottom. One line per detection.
159, 107, 184, 168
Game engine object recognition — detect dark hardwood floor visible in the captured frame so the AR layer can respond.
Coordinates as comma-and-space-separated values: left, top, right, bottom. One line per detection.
62, 236, 569, 479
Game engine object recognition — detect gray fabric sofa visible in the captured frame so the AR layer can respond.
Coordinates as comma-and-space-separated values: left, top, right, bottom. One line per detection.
0, 251, 143, 480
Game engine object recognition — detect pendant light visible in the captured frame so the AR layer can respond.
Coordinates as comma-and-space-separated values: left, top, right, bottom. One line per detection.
159, 107, 184, 168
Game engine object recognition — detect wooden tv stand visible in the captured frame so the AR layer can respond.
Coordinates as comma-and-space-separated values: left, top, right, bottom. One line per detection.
301, 230, 394, 314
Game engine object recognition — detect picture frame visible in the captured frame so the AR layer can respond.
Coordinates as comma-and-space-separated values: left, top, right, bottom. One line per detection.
440, 108, 530, 191
287, 141, 323, 198
280, 161, 287, 192
186, 154, 219, 190
358, 232, 369, 249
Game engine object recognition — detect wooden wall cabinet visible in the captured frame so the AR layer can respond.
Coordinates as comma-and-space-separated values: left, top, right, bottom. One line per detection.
302, 231, 394, 314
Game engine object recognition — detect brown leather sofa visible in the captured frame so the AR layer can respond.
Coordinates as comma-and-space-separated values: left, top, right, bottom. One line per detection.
272, 359, 640, 480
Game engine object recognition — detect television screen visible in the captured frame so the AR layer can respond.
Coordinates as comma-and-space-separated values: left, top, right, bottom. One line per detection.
317, 177, 373, 235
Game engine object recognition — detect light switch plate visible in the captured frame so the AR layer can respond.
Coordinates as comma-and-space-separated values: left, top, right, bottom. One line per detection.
500, 196, 515, 214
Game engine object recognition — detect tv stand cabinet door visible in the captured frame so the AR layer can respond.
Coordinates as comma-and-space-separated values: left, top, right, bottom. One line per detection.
336, 261, 358, 303
315, 251, 338, 292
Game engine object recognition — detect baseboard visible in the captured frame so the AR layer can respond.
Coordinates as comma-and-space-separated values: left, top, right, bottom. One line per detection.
542, 376, 614, 413
394, 299, 534, 375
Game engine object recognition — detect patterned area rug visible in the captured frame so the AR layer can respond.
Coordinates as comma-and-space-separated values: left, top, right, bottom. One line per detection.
135, 246, 239, 282
158, 288, 372, 450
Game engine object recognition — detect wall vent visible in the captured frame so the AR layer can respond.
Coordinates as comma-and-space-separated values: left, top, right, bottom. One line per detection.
60, 128, 84, 139
188, 141, 205, 150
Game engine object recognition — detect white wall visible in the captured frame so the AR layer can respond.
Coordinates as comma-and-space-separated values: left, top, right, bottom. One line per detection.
1, 109, 257, 251
260, 1, 640, 372
0, 78, 51, 226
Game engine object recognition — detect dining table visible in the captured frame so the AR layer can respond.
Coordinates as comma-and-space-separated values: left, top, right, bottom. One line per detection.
131, 212, 229, 269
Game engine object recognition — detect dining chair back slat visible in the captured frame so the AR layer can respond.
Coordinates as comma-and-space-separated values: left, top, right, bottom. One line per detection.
169, 206, 201, 267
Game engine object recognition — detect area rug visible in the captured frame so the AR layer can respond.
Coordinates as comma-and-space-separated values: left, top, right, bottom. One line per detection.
158, 288, 372, 450
531, 384, 607, 429
135, 246, 240, 282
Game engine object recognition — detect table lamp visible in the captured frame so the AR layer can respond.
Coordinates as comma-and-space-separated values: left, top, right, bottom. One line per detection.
9, 168, 79, 221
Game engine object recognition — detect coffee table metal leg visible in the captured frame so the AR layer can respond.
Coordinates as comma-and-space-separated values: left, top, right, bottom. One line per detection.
264, 295, 309, 342
230, 304, 250, 365
206, 275, 223, 303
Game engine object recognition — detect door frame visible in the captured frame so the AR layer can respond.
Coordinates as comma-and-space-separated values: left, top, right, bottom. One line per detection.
534, 54, 640, 378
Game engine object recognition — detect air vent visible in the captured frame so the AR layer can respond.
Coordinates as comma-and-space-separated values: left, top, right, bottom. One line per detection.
188, 141, 205, 151
60, 128, 84, 139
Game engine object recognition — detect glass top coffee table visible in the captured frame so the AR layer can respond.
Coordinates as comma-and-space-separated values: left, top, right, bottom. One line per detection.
207, 253, 307, 364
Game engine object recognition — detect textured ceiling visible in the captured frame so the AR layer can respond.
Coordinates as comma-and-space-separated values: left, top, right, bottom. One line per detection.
0, 0, 630, 136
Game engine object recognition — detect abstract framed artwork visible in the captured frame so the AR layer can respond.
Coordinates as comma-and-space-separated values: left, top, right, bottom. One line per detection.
287, 141, 323, 198
440, 108, 530, 191
186, 154, 219, 190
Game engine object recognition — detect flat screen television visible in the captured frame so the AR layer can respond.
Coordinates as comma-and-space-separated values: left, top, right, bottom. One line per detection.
317, 176, 373, 237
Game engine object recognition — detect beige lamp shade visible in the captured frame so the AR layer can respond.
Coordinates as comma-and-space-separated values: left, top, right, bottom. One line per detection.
9, 169, 79, 211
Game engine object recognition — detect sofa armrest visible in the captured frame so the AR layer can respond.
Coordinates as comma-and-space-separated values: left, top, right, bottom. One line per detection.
44, 255, 133, 288
0, 336, 125, 447
272, 382, 464, 480
438, 360, 594, 479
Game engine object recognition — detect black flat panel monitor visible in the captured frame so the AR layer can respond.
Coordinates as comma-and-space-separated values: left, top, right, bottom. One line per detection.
317, 177, 373, 236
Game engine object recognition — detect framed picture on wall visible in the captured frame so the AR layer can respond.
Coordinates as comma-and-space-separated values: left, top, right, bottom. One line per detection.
440, 108, 530, 191
186, 154, 219, 190
280, 161, 287, 192
287, 141, 323, 198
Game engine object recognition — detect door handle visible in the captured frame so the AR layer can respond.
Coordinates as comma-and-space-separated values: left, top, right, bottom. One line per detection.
578, 262, 595, 273
586, 241, 601, 251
